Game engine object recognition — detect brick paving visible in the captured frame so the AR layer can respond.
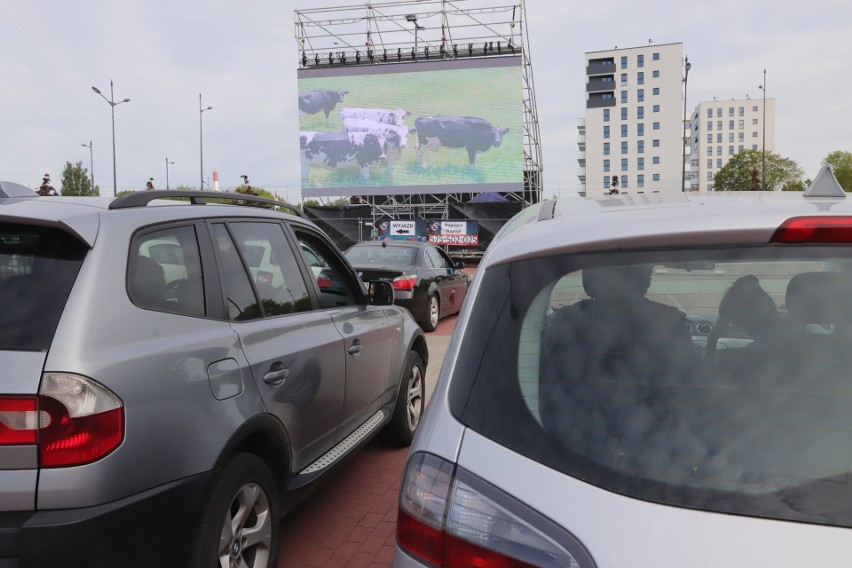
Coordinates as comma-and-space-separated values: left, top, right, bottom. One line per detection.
277, 311, 459, 568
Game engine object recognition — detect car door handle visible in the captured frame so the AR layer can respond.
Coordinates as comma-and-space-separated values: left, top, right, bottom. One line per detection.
263, 368, 289, 385
348, 339, 361, 356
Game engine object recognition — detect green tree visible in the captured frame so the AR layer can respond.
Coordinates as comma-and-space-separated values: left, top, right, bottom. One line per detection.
823, 151, 852, 192
60, 161, 98, 196
712, 149, 804, 192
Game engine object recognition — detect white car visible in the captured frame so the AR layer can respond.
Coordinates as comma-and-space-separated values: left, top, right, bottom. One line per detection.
395, 167, 852, 567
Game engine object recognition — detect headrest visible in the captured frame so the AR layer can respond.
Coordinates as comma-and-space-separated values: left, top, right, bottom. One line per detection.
786, 272, 852, 324
582, 265, 652, 299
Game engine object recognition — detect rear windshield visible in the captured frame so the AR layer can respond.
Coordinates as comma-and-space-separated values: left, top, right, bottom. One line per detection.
345, 245, 416, 267
0, 224, 87, 350
455, 247, 852, 528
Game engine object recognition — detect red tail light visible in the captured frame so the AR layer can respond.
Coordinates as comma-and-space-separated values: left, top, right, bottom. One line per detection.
392, 274, 417, 291
317, 275, 332, 289
772, 216, 852, 243
0, 375, 123, 467
0, 397, 38, 444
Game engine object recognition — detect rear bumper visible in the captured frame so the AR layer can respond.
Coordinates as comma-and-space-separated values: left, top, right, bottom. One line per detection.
396, 294, 429, 323
0, 470, 213, 568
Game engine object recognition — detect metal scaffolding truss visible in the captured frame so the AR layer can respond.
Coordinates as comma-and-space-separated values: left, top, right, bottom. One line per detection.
294, 0, 542, 213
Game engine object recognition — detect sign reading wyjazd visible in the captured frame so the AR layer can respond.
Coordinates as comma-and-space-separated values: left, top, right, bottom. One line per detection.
375, 218, 478, 247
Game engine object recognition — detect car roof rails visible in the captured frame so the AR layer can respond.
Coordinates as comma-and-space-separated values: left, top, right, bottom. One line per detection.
0, 181, 38, 199
109, 190, 304, 217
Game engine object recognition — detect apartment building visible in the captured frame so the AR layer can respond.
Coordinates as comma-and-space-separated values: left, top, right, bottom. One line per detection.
579, 42, 686, 195
688, 97, 775, 191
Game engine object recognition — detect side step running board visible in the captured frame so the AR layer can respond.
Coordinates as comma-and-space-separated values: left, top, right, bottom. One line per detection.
291, 409, 386, 488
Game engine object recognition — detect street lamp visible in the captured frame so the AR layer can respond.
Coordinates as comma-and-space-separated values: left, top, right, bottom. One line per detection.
165, 156, 175, 190
681, 56, 691, 192
758, 68, 767, 191
406, 14, 424, 57
91, 80, 130, 197
81, 140, 94, 193
199, 93, 213, 190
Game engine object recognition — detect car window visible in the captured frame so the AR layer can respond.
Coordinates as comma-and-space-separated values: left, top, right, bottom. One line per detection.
0, 223, 86, 350
130, 226, 205, 317
456, 248, 852, 528
221, 222, 311, 319
425, 246, 452, 269
296, 231, 360, 309
345, 245, 416, 267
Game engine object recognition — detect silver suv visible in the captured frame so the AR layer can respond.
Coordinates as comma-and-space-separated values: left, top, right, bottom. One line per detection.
396, 168, 852, 568
0, 186, 428, 567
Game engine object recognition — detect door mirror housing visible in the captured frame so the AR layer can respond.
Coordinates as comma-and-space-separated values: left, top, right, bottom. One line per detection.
368, 280, 395, 306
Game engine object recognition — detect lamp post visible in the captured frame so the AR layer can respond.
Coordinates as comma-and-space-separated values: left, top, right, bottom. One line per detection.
199, 93, 213, 190
81, 140, 94, 193
681, 56, 691, 192
91, 81, 130, 197
165, 157, 175, 190
758, 69, 767, 191
406, 14, 424, 57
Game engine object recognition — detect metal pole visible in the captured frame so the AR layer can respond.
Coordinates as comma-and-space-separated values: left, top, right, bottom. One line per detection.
81, 141, 94, 192
91, 80, 130, 197
681, 57, 691, 192
761, 68, 766, 191
165, 157, 174, 190
200, 94, 212, 190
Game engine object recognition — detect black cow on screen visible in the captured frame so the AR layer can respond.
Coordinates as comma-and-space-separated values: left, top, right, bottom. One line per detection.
414, 115, 509, 166
299, 131, 387, 184
298, 90, 349, 124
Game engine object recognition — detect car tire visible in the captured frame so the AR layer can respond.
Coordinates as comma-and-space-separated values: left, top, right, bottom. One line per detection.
380, 351, 425, 446
193, 453, 280, 568
421, 294, 440, 332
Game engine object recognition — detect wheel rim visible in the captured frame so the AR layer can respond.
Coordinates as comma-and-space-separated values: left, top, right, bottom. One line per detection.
217, 482, 273, 568
429, 296, 439, 328
406, 364, 424, 431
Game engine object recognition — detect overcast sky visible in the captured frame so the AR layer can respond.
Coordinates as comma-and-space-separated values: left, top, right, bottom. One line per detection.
2, 0, 850, 200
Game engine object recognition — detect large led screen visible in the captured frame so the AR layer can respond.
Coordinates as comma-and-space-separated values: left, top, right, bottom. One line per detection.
297, 56, 523, 196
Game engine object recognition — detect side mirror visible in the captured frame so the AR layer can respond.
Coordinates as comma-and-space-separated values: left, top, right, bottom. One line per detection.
453, 259, 465, 269
368, 280, 395, 306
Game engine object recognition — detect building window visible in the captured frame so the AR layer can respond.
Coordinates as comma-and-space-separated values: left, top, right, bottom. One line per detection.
728, 146, 734, 155
620, 73, 628, 86
706, 146, 712, 156
652, 87, 660, 95
621, 158, 628, 171
717, 159, 723, 168
752, 118, 759, 125
637, 71, 645, 85
621, 124, 628, 137
739, 106, 745, 116
653, 156, 660, 164
717, 121, 723, 130
604, 175, 610, 188
728, 107, 735, 117
621, 56, 628, 68
708, 172, 714, 181
621, 107, 628, 120
652, 70, 660, 78
621, 141, 628, 154
738, 120, 745, 129
707, 121, 713, 131
752, 131, 758, 138
753, 105, 758, 111
706, 108, 713, 118
653, 173, 660, 181
652, 52, 660, 61
637, 107, 645, 119
603, 109, 610, 122
603, 142, 610, 155
652, 122, 660, 130
621, 90, 628, 103
604, 159, 610, 172
652, 139, 660, 147
653, 104, 660, 113
707, 159, 713, 168
729, 120, 735, 130
622, 176, 628, 188
728, 133, 735, 142
638, 157, 645, 170
638, 140, 645, 153
603, 125, 610, 139
752, 144, 758, 150
738, 145, 744, 152
706, 134, 712, 143
738, 132, 744, 142
717, 108, 723, 117
637, 89, 645, 102
717, 133, 722, 143
717, 146, 723, 156
637, 123, 645, 136
637, 54, 644, 68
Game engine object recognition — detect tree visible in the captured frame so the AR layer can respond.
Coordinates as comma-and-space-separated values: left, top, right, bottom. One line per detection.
712, 149, 804, 192
823, 151, 852, 192
60, 161, 98, 196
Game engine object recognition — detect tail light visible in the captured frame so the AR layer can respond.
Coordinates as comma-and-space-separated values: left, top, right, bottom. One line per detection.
317, 275, 332, 289
772, 216, 852, 243
397, 453, 594, 568
392, 274, 417, 291
0, 374, 124, 468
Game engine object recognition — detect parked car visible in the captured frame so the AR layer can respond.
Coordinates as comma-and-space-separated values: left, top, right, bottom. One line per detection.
0, 188, 428, 568
395, 168, 852, 568
344, 240, 470, 331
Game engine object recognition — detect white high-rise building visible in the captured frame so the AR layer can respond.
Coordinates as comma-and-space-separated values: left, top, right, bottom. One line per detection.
688, 98, 775, 191
579, 42, 686, 196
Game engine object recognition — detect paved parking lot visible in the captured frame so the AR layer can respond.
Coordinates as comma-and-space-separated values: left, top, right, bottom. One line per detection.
276, 313, 457, 568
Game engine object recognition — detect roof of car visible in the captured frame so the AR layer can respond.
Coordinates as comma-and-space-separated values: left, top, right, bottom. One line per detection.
485, 189, 852, 268
349, 240, 432, 249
